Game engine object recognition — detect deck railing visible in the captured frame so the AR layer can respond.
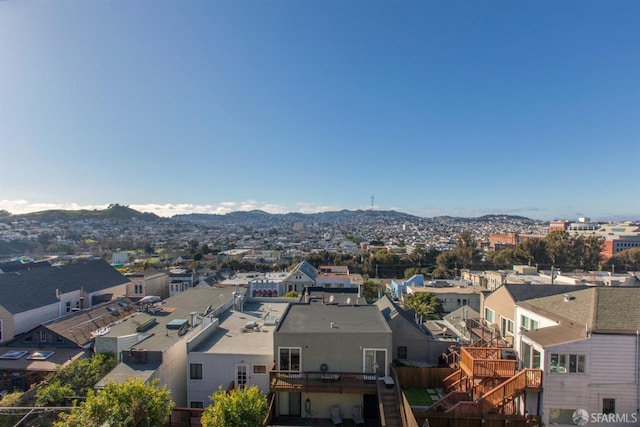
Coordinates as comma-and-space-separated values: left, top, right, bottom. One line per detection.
270, 370, 379, 393
481, 369, 542, 413
459, 347, 516, 378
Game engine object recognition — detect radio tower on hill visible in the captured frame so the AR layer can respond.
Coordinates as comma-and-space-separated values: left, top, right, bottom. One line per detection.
370, 194, 375, 210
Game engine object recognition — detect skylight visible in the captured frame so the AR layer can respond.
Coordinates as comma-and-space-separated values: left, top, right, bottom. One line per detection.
0, 351, 28, 360
27, 351, 54, 360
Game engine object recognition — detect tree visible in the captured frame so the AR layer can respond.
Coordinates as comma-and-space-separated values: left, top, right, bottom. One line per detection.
490, 249, 520, 269
604, 248, 640, 272
433, 251, 458, 279
53, 378, 174, 427
544, 231, 572, 267
37, 352, 117, 406
404, 292, 444, 321
200, 386, 268, 427
451, 230, 481, 268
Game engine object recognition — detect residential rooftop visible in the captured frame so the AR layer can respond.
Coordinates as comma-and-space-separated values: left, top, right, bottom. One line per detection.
190, 301, 288, 356
276, 303, 391, 334
519, 286, 640, 334
104, 287, 237, 352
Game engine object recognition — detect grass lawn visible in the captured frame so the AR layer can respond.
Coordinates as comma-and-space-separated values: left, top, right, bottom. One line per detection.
402, 388, 435, 406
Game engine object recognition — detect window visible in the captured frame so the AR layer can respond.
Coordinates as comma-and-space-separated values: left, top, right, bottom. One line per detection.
253, 364, 267, 374
550, 353, 585, 373
66, 301, 71, 313
236, 365, 247, 389
531, 319, 539, 330
521, 315, 529, 331
39, 331, 47, 343
190, 401, 204, 409
532, 349, 541, 369
279, 347, 301, 371
549, 409, 580, 424
134, 284, 143, 295
507, 319, 514, 334
190, 363, 203, 380
397, 346, 408, 360
485, 308, 495, 323
603, 398, 615, 414
364, 348, 387, 376
521, 315, 538, 331
569, 354, 586, 373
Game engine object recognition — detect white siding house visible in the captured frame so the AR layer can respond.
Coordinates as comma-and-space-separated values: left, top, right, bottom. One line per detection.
516, 287, 640, 427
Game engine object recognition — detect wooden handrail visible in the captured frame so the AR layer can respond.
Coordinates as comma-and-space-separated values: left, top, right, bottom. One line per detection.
480, 369, 542, 412
377, 380, 387, 427
391, 366, 408, 427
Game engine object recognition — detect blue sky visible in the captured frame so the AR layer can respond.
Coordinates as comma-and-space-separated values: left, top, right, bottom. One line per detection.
1, 1, 638, 220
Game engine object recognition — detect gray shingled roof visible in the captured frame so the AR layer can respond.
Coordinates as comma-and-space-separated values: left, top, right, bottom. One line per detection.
504, 284, 591, 302
522, 324, 587, 347
295, 261, 318, 281
375, 295, 421, 329
0, 259, 130, 314
519, 287, 640, 334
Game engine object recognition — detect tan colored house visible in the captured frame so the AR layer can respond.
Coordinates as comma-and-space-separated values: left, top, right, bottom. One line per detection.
481, 284, 590, 345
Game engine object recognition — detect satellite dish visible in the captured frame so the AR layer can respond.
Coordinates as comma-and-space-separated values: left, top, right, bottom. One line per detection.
346, 297, 351, 305
329, 295, 334, 303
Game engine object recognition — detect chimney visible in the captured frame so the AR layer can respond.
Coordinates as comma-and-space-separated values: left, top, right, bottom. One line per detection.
190, 311, 197, 327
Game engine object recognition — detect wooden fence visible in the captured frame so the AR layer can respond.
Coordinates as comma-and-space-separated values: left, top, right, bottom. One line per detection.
420, 415, 541, 427
394, 367, 456, 389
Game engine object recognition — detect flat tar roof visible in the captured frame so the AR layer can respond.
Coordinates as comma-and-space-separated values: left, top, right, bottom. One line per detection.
276, 303, 391, 334
191, 302, 289, 355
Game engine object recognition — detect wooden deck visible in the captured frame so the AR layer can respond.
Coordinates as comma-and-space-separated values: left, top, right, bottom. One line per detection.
270, 370, 379, 394
459, 347, 516, 379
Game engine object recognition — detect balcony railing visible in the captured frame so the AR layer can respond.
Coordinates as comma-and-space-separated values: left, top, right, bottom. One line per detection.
270, 370, 379, 393
481, 369, 542, 413
459, 347, 516, 378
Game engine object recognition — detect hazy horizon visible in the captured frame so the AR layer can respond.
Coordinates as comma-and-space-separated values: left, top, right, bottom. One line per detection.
0, 200, 636, 223
1, 1, 638, 221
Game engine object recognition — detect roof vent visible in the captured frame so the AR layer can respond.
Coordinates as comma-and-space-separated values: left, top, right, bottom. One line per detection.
563, 294, 575, 302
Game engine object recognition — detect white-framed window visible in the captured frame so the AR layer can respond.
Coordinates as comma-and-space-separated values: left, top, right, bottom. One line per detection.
485, 307, 495, 323
363, 348, 387, 377
190, 363, 203, 380
134, 284, 143, 295
236, 364, 248, 389
39, 331, 47, 343
521, 341, 541, 369
500, 316, 515, 336
521, 315, 539, 331
550, 353, 585, 373
278, 347, 301, 371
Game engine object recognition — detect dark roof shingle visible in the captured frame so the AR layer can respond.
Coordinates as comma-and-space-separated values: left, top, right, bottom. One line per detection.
0, 259, 130, 314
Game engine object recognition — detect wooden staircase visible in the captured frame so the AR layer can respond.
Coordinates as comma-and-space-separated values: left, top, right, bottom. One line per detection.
480, 369, 542, 414
440, 369, 542, 416
378, 380, 402, 427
